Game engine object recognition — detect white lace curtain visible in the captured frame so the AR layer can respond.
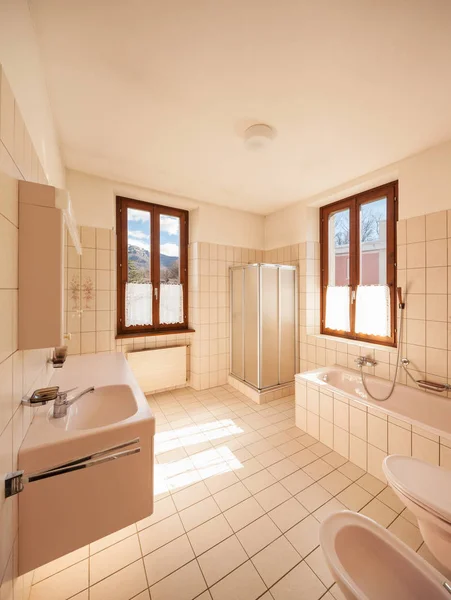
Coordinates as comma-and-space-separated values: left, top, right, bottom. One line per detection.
355, 284, 390, 337
325, 284, 390, 337
325, 286, 350, 332
126, 282, 152, 327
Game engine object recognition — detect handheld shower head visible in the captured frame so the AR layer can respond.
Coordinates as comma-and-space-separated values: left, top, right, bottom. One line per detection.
397, 287, 405, 309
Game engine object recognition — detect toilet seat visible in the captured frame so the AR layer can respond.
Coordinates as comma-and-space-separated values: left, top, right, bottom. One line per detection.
383, 455, 451, 524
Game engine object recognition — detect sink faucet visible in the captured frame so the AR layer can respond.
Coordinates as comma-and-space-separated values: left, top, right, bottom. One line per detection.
53, 387, 95, 419
22, 386, 95, 418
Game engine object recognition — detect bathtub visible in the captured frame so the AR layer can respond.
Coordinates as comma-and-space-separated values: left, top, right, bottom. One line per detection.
296, 366, 451, 439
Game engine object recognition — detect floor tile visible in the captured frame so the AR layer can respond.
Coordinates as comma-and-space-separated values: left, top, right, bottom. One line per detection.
237, 515, 281, 557
258, 448, 286, 467
359, 498, 397, 528
277, 439, 305, 457
188, 514, 233, 556
209, 561, 266, 600
29, 561, 88, 600
149, 560, 207, 600
179, 496, 221, 531
322, 451, 347, 468
356, 473, 386, 496
267, 458, 299, 481
242, 469, 277, 494
90, 535, 141, 584
213, 481, 251, 511
318, 471, 352, 496
136, 497, 177, 531
270, 561, 326, 600
336, 482, 372, 511
377, 486, 406, 513
255, 482, 291, 511
236, 457, 265, 480
33, 546, 89, 584
144, 535, 195, 585
224, 497, 265, 532
172, 481, 211, 511
338, 461, 366, 481
302, 459, 334, 481
90, 560, 147, 600
139, 514, 185, 555
309, 442, 333, 457
280, 470, 315, 495
296, 483, 332, 512
387, 516, 423, 550
198, 535, 247, 586
252, 536, 301, 587
313, 498, 347, 523
305, 547, 335, 587
285, 515, 320, 557
290, 448, 317, 468
268, 498, 309, 533
204, 470, 240, 495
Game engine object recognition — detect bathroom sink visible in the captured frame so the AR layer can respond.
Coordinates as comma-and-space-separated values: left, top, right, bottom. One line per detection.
49, 384, 138, 430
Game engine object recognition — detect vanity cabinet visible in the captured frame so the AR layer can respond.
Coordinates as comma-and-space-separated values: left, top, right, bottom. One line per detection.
18, 181, 80, 350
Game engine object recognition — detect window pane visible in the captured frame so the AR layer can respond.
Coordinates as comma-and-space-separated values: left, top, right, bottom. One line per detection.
160, 214, 183, 324
126, 208, 152, 326
360, 198, 387, 285
328, 208, 350, 286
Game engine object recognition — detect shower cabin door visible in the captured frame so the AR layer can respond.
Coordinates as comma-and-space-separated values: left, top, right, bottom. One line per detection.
279, 267, 296, 383
260, 265, 279, 388
244, 265, 259, 387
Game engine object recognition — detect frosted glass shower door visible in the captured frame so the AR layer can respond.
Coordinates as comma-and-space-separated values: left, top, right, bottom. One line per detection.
260, 265, 279, 388
231, 268, 244, 380
244, 265, 259, 387
279, 267, 296, 383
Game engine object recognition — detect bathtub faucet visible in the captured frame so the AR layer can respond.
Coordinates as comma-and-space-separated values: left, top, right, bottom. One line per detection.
355, 356, 377, 368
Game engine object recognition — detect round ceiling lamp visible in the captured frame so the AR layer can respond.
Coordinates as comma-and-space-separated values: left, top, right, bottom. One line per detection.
244, 124, 275, 151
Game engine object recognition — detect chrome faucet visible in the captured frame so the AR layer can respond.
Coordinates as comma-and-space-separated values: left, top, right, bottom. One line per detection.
355, 356, 377, 368
53, 387, 95, 418
22, 386, 95, 418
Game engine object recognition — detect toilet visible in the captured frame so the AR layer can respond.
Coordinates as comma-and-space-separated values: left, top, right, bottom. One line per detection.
383, 455, 451, 571
320, 510, 451, 600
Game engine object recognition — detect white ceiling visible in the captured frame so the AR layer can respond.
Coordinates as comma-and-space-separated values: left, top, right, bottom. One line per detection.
30, 0, 451, 215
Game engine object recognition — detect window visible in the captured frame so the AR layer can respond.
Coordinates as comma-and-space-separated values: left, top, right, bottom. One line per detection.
320, 182, 398, 347
116, 196, 189, 336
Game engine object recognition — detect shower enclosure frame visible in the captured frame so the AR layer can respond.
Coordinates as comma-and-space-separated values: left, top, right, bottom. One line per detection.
229, 263, 298, 392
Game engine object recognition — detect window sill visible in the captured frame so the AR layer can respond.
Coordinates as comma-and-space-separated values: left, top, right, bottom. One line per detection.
312, 333, 398, 353
116, 328, 195, 340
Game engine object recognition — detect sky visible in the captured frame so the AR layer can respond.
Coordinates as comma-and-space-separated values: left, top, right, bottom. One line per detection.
127, 208, 180, 257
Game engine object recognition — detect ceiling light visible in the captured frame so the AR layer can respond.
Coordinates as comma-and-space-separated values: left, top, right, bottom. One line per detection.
244, 124, 275, 151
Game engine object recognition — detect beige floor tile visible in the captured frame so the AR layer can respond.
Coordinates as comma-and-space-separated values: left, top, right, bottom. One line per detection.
188, 514, 233, 556
143, 535, 195, 585
377, 486, 406, 513
237, 515, 281, 557
387, 516, 423, 550
213, 481, 251, 511
356, 473, 386, 496
309, 442, 332, 457
90, 524, 137, 554
136, 497, 177, 530
313, 498, 347, 523
139, 514, 185, 555
401, 507, 418, 526
150, 560, 207, 600
258, 448, 286, 467
172, 481, 211, 511
305, 547, 335, 587
336, 483, 373, 511
296, 483, 332, 512
209, 561, 266, 600
224, 497, 265, 532
338, 461, 366, 481
267, 432, 292, 446
280, 470, 315, 495
268, 498, 309, 533
267, 458, 299, 481
318, 471, 352, 496
277, 439, 305, 457
290, 448, 317, 468
302, 459, 334, 481
243, 469, 277, 494
90, 535, 141, 584
198, 535, 247, 586
204, 470, 240, 495
33, 546, 89, 584
270, 561, 326, 600
179, 496, 221, 531
30, 560, 88, 600
255, 482, 291, 511
322, 451, 347, 468
285, 515, 320, 557
132, 592, 151, 600
90, 560, 147, 600
247, 439, 273, 456
252, 536, 302, 587
298, 434, 318, 447
236, 457, 265, 480
359, 498, 397, 528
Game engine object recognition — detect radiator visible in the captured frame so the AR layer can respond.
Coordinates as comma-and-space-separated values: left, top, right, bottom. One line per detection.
126, 346, 187, 393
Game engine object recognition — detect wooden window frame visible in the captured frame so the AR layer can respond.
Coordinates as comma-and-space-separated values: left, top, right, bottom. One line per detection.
320, 181, 398, 347
116, 196, 189, 336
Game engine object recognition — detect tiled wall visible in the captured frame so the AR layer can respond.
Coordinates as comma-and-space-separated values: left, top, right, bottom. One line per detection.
294, 210, 451, 481
0, 65, 54, 599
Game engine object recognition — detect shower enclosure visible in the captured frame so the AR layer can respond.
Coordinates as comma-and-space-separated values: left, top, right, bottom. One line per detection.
230, 264, 297, 391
